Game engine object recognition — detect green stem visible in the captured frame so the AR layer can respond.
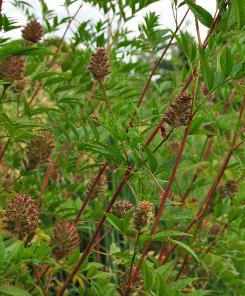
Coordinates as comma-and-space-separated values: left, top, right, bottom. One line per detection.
100, 82, 115, 120
125, 229, 141, 296
0, 170, 27, 194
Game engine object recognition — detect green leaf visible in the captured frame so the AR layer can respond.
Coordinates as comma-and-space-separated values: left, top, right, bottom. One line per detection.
227, 0, 245, 30
109, 243, 121, 255
144, 147, 158, 172
169, 239, 199, 263
169, 278, 197, 290
142, 260, 154, 290
106, 213, 124, 232
199, 48, 214, 90
184, 0, 213, 27
0, 41, 52, 58
140, 230, 191, 244
0, 286, 32, 296
0, 241, 5, 263
220, 47, 233, 78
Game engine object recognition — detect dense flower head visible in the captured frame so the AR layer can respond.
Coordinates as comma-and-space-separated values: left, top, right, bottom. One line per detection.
50, 220, 80, 259
0, 56, 25, 83
3, 193, 39, 240
164, 92, 192, 127
220, 179, 238, 197
88, 48, 111, 82
22, 20, 43, 43
133, 201, 154, 230
111, 200, 133, 219
25, 130, 55, 170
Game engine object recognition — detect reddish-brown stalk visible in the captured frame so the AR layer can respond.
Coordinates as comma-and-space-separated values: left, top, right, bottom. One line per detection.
129, 9, 225, 290
28, 3, 83, 105
160, 95, 245, 265
57, 168, 132, 296
0, 138, 10, 164
175, 254, 189, 281
87, 81, 97, 104
221, 89, 236, 114
126, 9, 189, 131
38, 142, 68, 202
181, 137, 214, 202
185, 223, 228, 278
129, 118, 193, 292
181, 85, 236, 203
74, 165, 108, 225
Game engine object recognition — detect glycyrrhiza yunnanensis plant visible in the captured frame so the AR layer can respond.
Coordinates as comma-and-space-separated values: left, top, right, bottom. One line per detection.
0, 0, 244, 295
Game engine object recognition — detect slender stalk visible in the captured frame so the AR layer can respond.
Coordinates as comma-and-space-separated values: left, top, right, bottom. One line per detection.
125, 230, 141, 296
221, 89, 236, 114
100, 82, 129, 162
29, 265, 50, 293
181, 83, 237, 202
100, 82, 115, 119
38, 143, 68, 202
57, 168, 132, 296
160, 95, 245, 265
175, 254, 189, 281
87, 81, 97, 104
33, 264, 48, 296
129, 110, 193, 293
28, 3, 83, 105
74, 164, 107, 224
0, 0, 2, 15
187, 224, 227, 276
0, 170, 26, 194
129, 9, 225, 285
161, 144, 235, 265
0, 138, 10, 164
126, 9, 189, 131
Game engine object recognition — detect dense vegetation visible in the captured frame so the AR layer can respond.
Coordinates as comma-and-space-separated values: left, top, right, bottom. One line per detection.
0, 0, 244, 295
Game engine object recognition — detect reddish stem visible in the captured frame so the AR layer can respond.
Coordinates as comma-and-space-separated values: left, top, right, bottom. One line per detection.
129, 10, 225, 288
57, 168, 132, 296
127, 9, 189, 130
161, 95, 245, 265
181, 83, 238, 203
130, 123, 191, 291
28, 3, 83, 105
38, 143, 68, 202
0, 138, 10, 164
87, 81, 97, 104
74, 165, 107, 225
221, 89, 236, 114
